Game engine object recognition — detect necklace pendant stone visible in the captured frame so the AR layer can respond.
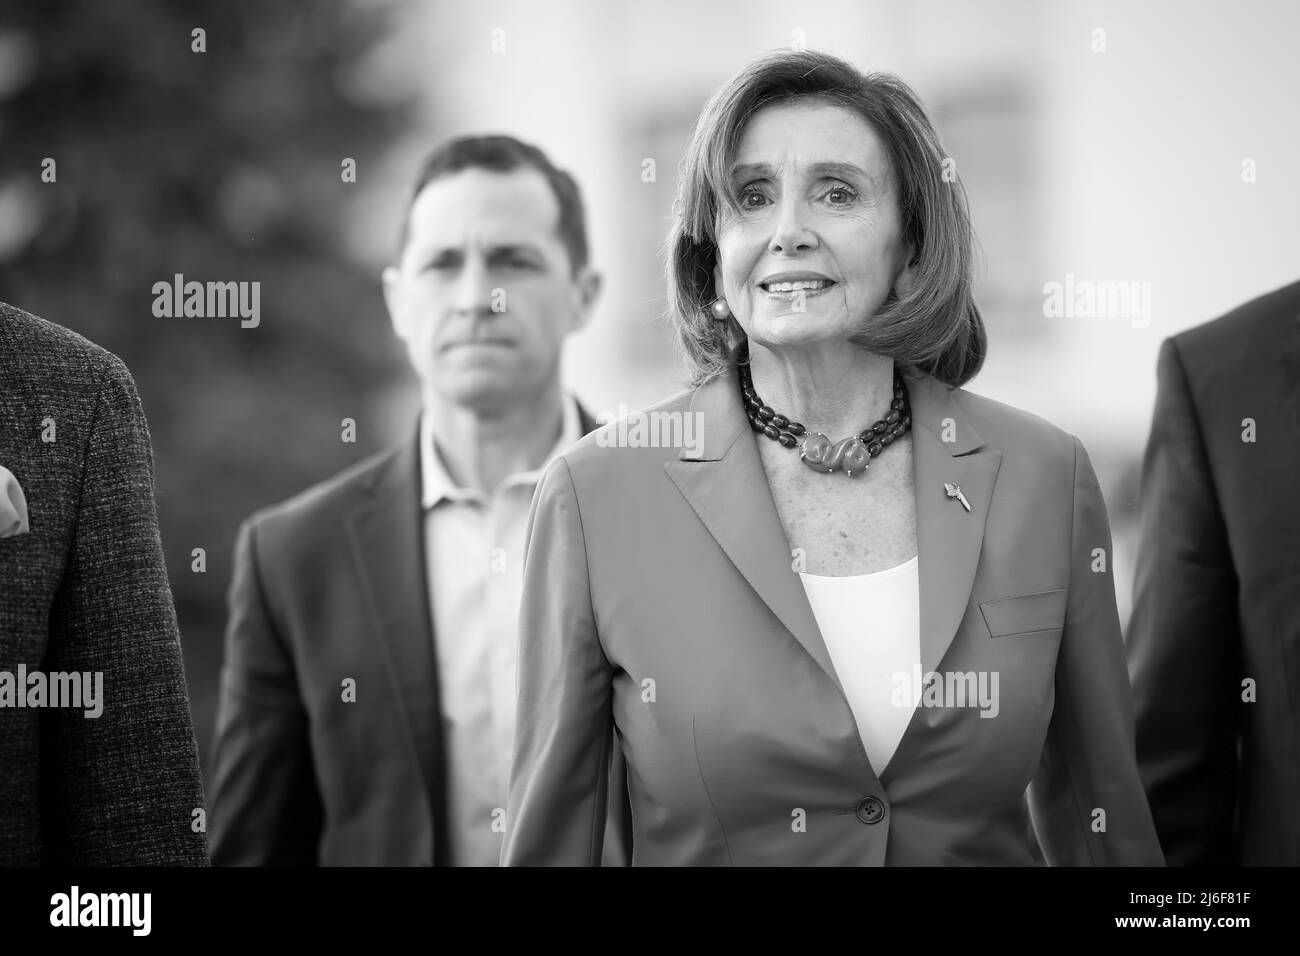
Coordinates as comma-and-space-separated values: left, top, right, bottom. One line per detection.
799, 433, 869, 477
799, 432, 833, 472
841, 439, 870, 478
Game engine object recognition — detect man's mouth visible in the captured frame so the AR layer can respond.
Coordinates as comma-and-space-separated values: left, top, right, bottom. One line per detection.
442, 339, 515, 351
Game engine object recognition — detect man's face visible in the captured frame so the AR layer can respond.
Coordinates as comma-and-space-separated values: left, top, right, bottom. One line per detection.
383, 167, 599, 414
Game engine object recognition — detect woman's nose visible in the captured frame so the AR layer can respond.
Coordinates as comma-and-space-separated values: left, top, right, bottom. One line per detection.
768, 198, 817, 255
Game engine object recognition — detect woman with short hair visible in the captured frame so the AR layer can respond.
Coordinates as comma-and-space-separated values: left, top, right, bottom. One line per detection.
501, 50, 1163, 866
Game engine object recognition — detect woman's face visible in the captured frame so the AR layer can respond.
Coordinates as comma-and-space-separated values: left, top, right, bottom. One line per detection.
713, 100, 914, 353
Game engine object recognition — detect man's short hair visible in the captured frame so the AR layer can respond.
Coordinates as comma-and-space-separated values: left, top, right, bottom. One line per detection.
398, 134, 589, 276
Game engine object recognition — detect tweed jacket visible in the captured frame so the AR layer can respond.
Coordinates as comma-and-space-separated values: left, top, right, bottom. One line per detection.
0, 301, 208, 865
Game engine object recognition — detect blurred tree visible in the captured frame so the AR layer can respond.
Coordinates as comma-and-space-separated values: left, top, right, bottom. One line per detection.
0, 0, 416, 776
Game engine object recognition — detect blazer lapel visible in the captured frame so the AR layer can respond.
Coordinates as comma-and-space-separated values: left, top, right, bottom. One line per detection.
664, 371, 845, 694
663, 366, 1003, 694
345, 425, 447, 857
905, 373, 1003, 676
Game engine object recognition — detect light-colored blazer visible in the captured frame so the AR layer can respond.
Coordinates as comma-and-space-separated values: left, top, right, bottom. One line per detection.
501, 366, 1164, 866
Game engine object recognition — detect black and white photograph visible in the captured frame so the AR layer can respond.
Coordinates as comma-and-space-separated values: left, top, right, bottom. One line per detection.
0, 0, 1295, 936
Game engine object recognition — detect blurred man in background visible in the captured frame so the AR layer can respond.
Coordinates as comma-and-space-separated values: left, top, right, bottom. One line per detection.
1128, 278, 1300, 866
208, 135, 628, 865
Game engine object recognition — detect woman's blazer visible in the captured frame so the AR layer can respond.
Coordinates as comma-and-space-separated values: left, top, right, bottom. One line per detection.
501, 366, 1164, 866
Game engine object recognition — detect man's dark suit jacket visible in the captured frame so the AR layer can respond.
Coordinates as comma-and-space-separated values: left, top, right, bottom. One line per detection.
1129, 278, 1300, 865
0, 301, 208, 865
208, 401, 630, 865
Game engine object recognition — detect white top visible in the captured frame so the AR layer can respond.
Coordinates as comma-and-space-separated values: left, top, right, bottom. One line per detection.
420, 392, 583, 866
798, 556, 921, 779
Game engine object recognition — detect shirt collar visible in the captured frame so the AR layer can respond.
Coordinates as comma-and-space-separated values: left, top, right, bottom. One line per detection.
420, 391, 584, 509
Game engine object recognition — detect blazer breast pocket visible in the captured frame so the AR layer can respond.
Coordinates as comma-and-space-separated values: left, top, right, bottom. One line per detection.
979, 588, 1067, 638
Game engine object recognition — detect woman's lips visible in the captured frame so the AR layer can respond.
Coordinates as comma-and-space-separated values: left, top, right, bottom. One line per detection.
759, 281, 836, 301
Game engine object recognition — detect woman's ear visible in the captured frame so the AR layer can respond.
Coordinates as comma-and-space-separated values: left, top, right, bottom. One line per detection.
712, 262, 725, 301
893, 243, 919, 298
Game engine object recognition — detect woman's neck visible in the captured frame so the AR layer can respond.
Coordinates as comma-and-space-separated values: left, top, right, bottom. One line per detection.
745, 342, 895, 441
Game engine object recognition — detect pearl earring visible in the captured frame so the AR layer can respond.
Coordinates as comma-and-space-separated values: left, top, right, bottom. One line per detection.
710, 298, 732, 320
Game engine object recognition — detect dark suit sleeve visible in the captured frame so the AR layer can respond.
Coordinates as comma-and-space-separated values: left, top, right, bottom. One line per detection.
1027, 436, 1165, 865
208, 518, 323, 865
502, 457, 624, 866
1126, 337, 1242, 866
40, 354, 208, 865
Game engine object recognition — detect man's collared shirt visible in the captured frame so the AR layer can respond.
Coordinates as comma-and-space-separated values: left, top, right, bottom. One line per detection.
419, 393, 583, 867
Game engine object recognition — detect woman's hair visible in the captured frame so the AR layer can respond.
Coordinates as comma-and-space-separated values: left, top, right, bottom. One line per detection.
665, 49, 986, 388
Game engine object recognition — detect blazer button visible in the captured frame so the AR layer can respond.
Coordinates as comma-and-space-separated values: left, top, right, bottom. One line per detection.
855, 795, 886, 825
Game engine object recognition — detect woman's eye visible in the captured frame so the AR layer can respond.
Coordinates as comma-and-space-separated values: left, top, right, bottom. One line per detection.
825, 186, 857, 205
738, 187, 767, 208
